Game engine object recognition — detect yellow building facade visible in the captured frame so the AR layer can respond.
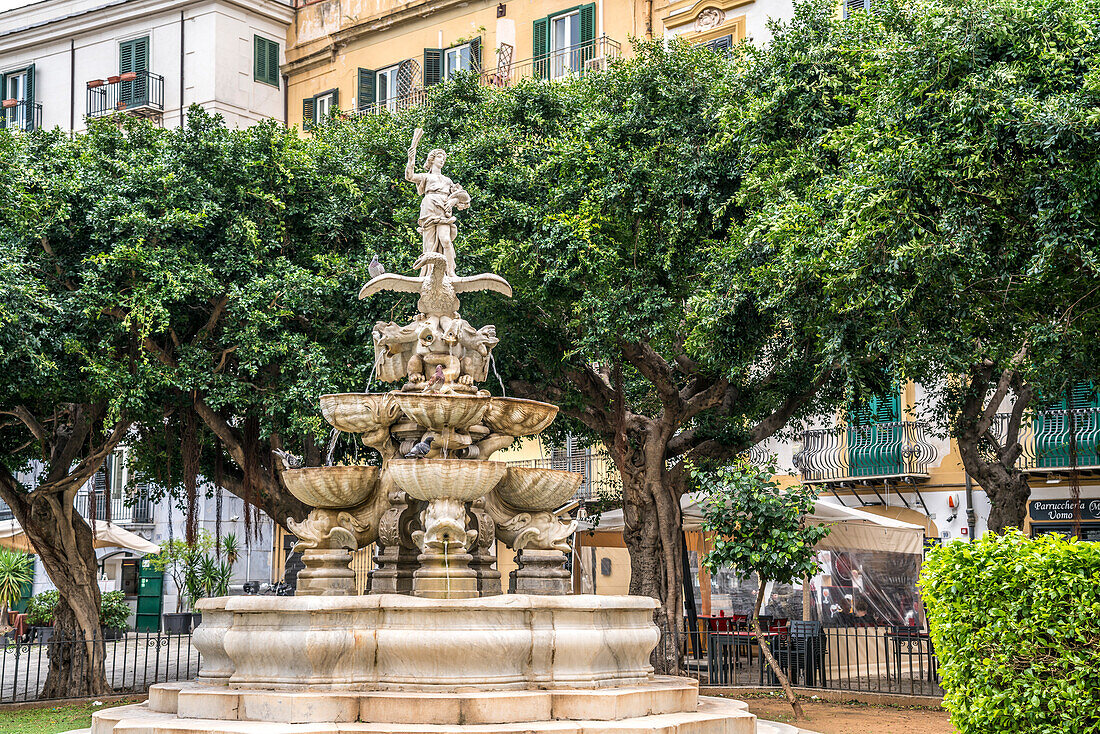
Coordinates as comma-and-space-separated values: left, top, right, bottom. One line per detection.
281, 0, 785, 128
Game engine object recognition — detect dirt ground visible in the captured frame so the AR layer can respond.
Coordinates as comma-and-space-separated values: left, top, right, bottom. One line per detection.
741, 696, 956, 734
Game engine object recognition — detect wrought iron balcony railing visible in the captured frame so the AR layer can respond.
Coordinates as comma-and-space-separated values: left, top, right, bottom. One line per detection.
793, 421, 938, 484
86, 70, 164, 119
0, 100, 42, 132
75, 488, 155, 525
354, 36, 622, 117
990, 407, 1100, 472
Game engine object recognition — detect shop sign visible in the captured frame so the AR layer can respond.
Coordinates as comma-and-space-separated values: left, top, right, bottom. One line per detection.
1029, 499, 1100, 523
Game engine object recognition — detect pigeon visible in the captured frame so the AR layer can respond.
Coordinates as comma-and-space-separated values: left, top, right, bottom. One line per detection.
404, 437, 433, 459
426, 365, 445, 389
368, 255, 385, 279
273, 449, 304, 471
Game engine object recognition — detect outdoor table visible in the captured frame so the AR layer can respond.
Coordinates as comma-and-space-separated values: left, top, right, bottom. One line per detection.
884, 627, 937, 683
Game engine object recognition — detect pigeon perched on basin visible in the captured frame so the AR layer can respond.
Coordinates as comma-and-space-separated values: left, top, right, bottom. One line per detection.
369, 255, 385, 279
426, 364, 445, 390
405, 437, 433, 459
273, 449, 305, 471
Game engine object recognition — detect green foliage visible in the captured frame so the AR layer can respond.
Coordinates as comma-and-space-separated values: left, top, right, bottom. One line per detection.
0, 549, 33, 612
24, 590, 58, 626
695, 460, 829, 586
98, 590, 130, 631
921, 532, 1100, 733
147, 532, 215, 612
219, 533, 240, 566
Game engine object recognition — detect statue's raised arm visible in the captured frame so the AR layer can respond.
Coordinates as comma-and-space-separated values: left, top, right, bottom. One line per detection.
405, 128, 424, 185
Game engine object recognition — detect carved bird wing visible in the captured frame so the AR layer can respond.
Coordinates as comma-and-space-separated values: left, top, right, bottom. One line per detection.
450, 273, 513, 297
358, 274, 424, 300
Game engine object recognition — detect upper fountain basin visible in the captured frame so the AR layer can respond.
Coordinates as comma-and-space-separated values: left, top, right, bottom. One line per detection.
393, 392, 491, 433
496, 467, 583, 512
320, 393, 401, 433
483, 397, 559, 437
282, 466, 380, 509
387, 459, 506, 503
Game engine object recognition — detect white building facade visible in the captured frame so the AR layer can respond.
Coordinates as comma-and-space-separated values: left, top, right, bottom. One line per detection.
0, 0, 293, 133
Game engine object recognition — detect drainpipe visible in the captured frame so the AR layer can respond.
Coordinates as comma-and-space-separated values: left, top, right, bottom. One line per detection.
180, 10, 186, 127
282, 73, 289, 126
69, 39, 75, 135
644, 0, 653, 39
964, 470, 976, 540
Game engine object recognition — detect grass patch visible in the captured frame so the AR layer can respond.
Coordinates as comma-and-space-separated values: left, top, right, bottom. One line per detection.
0, 698, 141, 734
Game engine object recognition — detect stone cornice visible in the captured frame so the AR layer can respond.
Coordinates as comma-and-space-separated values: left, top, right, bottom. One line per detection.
282, 0, 475, 77
662, 0, 752, 28
0, 0, 293, 54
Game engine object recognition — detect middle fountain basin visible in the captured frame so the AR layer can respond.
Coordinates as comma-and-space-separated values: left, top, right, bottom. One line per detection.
196, 594, 659, 691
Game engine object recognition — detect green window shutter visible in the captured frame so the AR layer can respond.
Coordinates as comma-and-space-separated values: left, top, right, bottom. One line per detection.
1070, 380, 1099, 410
358, 68, 375, 111
267, 39, 280, 87
330, 88, 339, 109
24, 64, 34, 131
579, 3, 596, 42
424, 49, 443, 86
302, 96, 316, 129
469, 37, 482, 72
533, 17, 549, 80
254, 36, 266, 84
120, 36, 150, 74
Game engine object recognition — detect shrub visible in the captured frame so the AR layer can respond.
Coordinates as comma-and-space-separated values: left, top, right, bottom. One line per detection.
921, 532, 1100, 733
99, 590, 130, 630
24, 589, 59, 626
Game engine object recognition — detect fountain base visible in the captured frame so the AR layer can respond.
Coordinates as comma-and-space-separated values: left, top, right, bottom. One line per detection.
296, 548, 357, 596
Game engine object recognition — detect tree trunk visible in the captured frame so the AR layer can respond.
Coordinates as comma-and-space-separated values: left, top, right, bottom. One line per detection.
616, 435, 683, 675
21, 495, 110, 698
754, 583, 803, 719
956, 425, 1032, 534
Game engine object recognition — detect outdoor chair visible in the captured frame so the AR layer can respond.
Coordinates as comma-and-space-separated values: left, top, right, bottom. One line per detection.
764, 620, 827, 687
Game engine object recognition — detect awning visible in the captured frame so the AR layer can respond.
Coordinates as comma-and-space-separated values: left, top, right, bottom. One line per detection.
0, 519, 160, 555
580, 493, 926, 555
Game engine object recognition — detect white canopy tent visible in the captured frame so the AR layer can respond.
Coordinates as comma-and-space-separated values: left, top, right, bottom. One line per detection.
0, 519, 160, 555
579, 493, 926, 555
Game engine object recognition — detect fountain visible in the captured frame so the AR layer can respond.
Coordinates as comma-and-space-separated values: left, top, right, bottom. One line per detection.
87, 129, 758, 734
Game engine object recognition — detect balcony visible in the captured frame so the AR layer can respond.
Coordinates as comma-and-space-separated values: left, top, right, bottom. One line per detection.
86, 71, 164, 120
1, 99, 42, 132
991, 407, 1100, 476
355, 36, 621, 117
793, 421, 938, 488
75, 486, 155, 526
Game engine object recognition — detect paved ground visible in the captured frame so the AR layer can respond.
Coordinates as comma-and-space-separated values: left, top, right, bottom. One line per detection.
0, 636, 198, 703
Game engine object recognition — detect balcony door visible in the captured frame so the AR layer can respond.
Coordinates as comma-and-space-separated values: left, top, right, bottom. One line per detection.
533, 4, 596, 80
846, 392, 902, 477
119, 36, 149, 108
1036, 381, 1100, 469
1, 66, 33, 131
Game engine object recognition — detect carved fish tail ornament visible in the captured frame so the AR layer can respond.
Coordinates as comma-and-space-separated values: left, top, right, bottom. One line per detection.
287, 509, 359, 553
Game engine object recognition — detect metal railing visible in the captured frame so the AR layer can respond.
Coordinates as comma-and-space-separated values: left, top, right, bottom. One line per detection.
0, 100, 42, 132
86, 70, 164, 119
991, 407, 1100, 471
74, 491, 154, 525
0, 630, 198, 703
669, 625, 942, 697
355, 36, 621, 117
793, 421, 937, 483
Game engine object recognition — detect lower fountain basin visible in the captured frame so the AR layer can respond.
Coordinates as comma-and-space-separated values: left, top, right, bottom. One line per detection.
484, 397, 559, 436
195, 594, 660, 691
282, 466, 380, 508
387, 458, 506, 503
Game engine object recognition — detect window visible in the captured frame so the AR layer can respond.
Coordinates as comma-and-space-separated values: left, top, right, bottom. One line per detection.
119, 37, 150, 107
1, 65, 35, 132
302, 88, 338, 128
702, 35, 733, 53
533, 4, 595, 80
121, 559, 140, 597
844, 0, 875, 17
445, 43, 473, 79
377, 64, 400, 110
254, 35, 280, 87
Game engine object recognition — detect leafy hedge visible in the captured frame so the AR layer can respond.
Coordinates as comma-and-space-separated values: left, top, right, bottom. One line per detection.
921, 532, 1100, 733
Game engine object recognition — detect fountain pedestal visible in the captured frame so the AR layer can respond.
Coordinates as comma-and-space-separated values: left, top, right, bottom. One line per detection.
297, 548, 357, 596
510, 548, 571, 595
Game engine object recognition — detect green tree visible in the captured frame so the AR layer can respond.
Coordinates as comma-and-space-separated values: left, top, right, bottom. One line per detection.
695, 460, 829, 719
733, 0, 1100, 532
147, 532, 214, 613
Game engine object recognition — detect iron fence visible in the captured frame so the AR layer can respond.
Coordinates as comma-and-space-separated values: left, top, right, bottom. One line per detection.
74, 490, 154, 525
671, 625, 942, 697
990, 407, 1100, 471
0, 100, 42, 132
0, 630, 198, 703
793, 421, 937, 483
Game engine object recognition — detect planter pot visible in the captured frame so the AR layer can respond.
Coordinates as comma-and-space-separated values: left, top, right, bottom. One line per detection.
119, 72, 137, 81
107, 75, 121, 84
192, 612, 202, 629
30, 626, 53, 643
86, 79, 105, 89
163, 612, 194, 634
101, 626, 126, 642
2, 98, 16, 109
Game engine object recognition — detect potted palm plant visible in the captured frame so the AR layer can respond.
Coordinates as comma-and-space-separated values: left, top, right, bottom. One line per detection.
148, 532, 213, 634
0, 548, 33, 628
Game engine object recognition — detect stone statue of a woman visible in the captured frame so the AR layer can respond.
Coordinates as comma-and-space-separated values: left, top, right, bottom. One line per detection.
405, 128, 470, 278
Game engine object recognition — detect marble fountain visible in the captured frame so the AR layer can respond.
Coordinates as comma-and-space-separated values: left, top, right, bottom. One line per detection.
86, 130, 760, 734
